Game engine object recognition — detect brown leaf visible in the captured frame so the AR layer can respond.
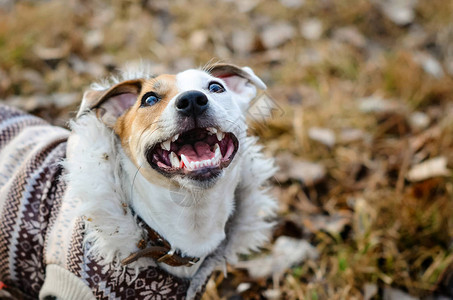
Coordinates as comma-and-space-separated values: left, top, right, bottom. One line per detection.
275, 153, 326, 186
407, 157, 450, 182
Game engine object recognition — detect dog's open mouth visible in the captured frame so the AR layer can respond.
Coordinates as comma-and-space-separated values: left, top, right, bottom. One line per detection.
147, 127, 239, 180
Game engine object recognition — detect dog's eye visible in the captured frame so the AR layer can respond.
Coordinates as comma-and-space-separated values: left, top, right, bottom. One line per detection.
208, 82, 225, 93
141, 92, 160, 107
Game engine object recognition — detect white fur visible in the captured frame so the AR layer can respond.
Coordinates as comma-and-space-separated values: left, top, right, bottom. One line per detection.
122, 153, 239, 277
63, 65, 277, 288
63, 116, 145, 266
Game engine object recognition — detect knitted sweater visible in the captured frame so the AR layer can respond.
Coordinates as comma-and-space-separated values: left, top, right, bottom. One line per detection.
0, 105, 190, 299
0, 104, 68, 298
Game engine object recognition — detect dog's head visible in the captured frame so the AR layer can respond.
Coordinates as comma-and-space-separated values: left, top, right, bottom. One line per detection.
79, 64, 266, 189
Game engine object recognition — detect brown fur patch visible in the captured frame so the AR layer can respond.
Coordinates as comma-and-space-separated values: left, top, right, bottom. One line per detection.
114, 75, 178, 163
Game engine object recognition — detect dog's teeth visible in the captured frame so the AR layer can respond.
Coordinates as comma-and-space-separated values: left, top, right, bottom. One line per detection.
161, 140, 171, 151
172, 134, 179, 142
224, 140, 235, 159
207, 127, 217, 135
214, 143, 221, 159
216, 131, 225, 141
180, 154, 191, 169
214, 144, 222, 165
170, 152, 180, 168
180, 149, 225, 171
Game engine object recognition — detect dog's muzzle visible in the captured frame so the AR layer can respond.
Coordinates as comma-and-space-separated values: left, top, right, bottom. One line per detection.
146, 126, 239, 181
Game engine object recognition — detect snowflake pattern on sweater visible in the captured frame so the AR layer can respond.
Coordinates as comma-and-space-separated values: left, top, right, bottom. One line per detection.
0, 105, 67, 298
0, 105, 192, 299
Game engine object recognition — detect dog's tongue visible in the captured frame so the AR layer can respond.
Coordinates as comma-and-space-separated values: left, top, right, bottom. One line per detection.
178, 142, 214, 162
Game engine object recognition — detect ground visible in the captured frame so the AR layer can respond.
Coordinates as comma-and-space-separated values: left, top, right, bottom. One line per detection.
1, 0, 453, 299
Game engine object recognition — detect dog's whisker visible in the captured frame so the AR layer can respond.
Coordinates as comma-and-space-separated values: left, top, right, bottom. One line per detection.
223, 119, 244, 135
175, 193, 189, 226
168, 189, 187, 196
201, 58, 223, 73
130, 163, 144, 202
135, 120, 164, 149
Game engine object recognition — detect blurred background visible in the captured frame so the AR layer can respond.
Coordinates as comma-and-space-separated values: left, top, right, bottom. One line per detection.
1, 0, 453, 299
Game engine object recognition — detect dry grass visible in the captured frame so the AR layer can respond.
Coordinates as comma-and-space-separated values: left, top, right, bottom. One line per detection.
1, 0, 453, 299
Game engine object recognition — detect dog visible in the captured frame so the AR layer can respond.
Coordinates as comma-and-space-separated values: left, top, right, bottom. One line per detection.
0, 63, 277, 299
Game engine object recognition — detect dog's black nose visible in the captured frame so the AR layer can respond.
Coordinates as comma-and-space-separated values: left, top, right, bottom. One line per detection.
175, 91, 209, 117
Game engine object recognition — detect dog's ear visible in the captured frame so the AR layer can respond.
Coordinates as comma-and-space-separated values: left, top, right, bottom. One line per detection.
78, 80, 142, 127
210, 64, 266, 110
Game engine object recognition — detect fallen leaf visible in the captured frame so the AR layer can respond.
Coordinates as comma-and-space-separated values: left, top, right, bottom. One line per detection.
339, 128, 366, 144
235, 236, 318, 278
383, 287, 419, 300
236, 282, 251, 293
260, 22, 295, 49
333, 26, 366, 48
374, 0, 418, 26
300, 18, 323, 41
279, 0, 305, 8
189, 30, 208, 50
275, 153, 326, 186
235, 0, 260, 13
308, 127, 336, 147
84, 29, 104, 50
407, 157, 450, 182
408, 111, 430, 132
69, 55, 105, 77
262, 289, 281, 300
231, 29, 255, 55
303, 211, 352, 235
33, 43, 71, 61
364, 283, 378, 300
358, 96, 405, 114
412, 51, 445, 79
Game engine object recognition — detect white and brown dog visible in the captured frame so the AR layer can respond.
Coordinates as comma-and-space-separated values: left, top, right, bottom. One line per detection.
0, 63, 277, 299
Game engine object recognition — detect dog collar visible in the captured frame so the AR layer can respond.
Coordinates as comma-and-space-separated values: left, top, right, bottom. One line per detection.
121, 214, 200, 267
